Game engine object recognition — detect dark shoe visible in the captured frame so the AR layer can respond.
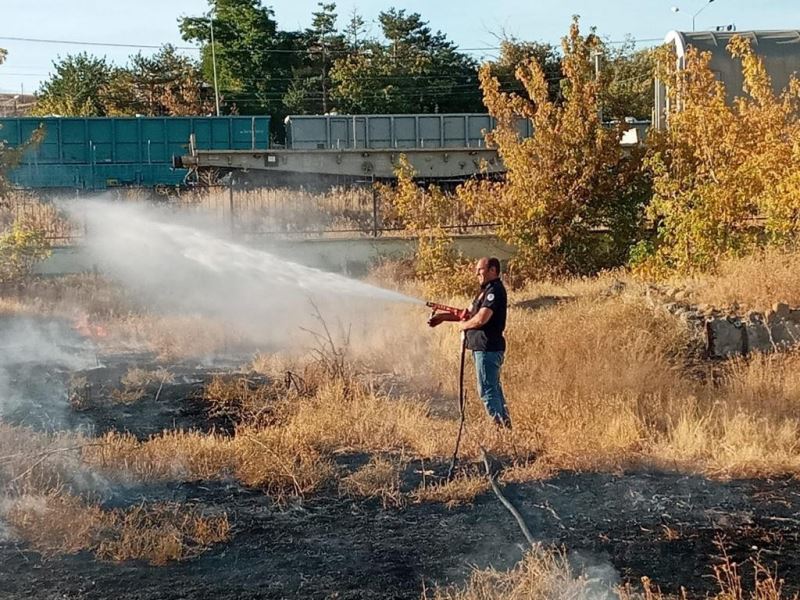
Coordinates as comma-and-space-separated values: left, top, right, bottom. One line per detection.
493, 415, 512, 430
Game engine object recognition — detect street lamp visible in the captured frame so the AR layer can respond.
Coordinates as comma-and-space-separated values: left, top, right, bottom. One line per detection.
692, 0, 715, 31
671, 0, 716, 32
209, 9, 221, 116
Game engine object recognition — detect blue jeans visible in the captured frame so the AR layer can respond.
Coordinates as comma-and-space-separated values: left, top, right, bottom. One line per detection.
473, 351, 511, 427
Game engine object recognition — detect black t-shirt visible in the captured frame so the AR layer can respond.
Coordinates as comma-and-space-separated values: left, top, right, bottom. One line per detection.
465, 279, 507, 352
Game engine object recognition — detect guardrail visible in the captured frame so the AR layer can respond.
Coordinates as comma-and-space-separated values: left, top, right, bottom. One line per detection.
21, 184, 496, 244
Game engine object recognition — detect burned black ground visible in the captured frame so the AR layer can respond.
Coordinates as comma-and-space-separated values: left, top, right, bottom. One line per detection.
3, 470, 800, 599
3, 319, 800, 598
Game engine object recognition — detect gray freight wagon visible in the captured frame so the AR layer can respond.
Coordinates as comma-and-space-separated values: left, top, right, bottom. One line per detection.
284, 113, 532, 150
179, 113, 516, 182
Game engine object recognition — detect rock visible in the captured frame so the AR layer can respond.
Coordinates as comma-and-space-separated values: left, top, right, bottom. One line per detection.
770, 319, 800, 349
707, 318, 745, 358
606, 280, 626, 295
663, 302, 681, 314
744, 313, 772, 354
773, 302, 791, 318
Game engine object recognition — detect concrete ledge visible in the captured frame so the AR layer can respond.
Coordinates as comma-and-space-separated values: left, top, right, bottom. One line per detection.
706, 303, 800, 358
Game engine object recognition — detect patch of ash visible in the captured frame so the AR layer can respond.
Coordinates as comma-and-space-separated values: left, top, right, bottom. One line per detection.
0, 316, 99, 431
569, 551, 621, 600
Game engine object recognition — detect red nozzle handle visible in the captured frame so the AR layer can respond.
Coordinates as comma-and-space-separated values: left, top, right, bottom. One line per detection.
426, 301, 469, 320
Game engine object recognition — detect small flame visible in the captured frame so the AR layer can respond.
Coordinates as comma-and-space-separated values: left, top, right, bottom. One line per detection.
73, 313, 108, 339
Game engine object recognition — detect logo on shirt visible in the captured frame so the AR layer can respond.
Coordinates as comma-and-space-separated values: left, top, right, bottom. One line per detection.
487, 293, 495, 302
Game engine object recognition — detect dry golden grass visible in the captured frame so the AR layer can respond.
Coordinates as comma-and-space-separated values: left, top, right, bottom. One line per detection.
108, 367, 174, 405
6, 492, 229, 565
0, 423, 91, 496
0, 192, 79, 242
430, 546, 796, 600
202, 374, 285, 425
339, 456, 405, 508
82, 428, 335, 502
719, 352, 800, 417
5, 493, 106, 555
177, 186, 378, 236
8, 248, 800, 513
427, 545, 617, 599
104, 313, 245, 360
72, 279, 800, 490
687, 247, 800, 311
340, 266, 800, 480
95, 502, 229, 565
412, 473, 489, 508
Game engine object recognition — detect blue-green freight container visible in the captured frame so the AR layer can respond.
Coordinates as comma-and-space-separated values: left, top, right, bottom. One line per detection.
0, 116, 270, 189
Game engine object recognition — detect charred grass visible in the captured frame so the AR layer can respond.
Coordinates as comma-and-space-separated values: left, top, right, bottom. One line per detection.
429, 545, 799, 600
6, 492, 229, 565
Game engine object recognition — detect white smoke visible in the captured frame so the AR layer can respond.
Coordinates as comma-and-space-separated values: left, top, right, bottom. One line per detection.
65, 199, 421, 345
0, 317, 97, 427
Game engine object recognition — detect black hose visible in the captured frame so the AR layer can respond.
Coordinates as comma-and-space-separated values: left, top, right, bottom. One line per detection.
447, 334, 467, 480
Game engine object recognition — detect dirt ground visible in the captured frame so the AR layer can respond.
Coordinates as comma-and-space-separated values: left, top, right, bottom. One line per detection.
3, 467, 800, 599
3, 319, 800, 599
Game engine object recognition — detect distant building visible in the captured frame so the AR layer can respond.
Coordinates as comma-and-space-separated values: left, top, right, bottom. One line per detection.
0, 94, 36, 117
654, 30, 800, 129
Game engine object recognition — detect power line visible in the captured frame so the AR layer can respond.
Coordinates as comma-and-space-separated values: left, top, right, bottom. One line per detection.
0, 35, 199, 51
0, 34, 666, 54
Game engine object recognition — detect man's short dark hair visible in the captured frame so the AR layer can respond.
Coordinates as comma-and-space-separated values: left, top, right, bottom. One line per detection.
487, 257, 501, 274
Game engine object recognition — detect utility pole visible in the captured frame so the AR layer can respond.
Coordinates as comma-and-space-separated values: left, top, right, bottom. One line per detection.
321, 33, 328, 114
592, 49, 603, 122
209, 9, 221, 116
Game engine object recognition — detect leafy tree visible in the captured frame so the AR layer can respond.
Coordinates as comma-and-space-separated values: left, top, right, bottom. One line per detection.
179, 0, 304, 116
102, 45, 214, 116
32, 53, 112, 116
0, 47, 7, 194
310, 3, 338, 113
1, 125, 44, 200
379, 156, 474, 296
343, 8, 367, 50
600, 39, 656, 121
640, 37, 800, 274
330, 8, 481, 113
459, 17, 646, 277
283, 2, 347, 114
490, 38, 563, 102
0, 220, 51, 283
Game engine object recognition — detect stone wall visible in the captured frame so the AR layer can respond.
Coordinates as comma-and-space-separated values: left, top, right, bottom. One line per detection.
706, 303, 800, 358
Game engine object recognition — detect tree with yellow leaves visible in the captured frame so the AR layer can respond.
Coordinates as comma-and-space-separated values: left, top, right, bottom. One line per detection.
641, 36, 800, 274
379, 156, 474, 296
459, 17, 646, 278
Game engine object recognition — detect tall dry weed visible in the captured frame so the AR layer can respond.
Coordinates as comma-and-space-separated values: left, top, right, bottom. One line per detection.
428, 545, 617, 600
5, 492, 229, 565
690, 247, 800, 311
339, 456, 405, 508
433, 546, 797, 600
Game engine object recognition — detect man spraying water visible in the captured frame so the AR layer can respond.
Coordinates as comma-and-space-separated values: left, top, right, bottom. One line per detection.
428, 257, 511, 429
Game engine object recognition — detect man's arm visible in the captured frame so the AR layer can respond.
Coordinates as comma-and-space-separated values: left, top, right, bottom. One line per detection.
427, 313, 463, 327
459, 307, 493, 331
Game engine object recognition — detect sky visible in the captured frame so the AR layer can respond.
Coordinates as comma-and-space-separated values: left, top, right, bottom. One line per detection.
1, 0, 799, 96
